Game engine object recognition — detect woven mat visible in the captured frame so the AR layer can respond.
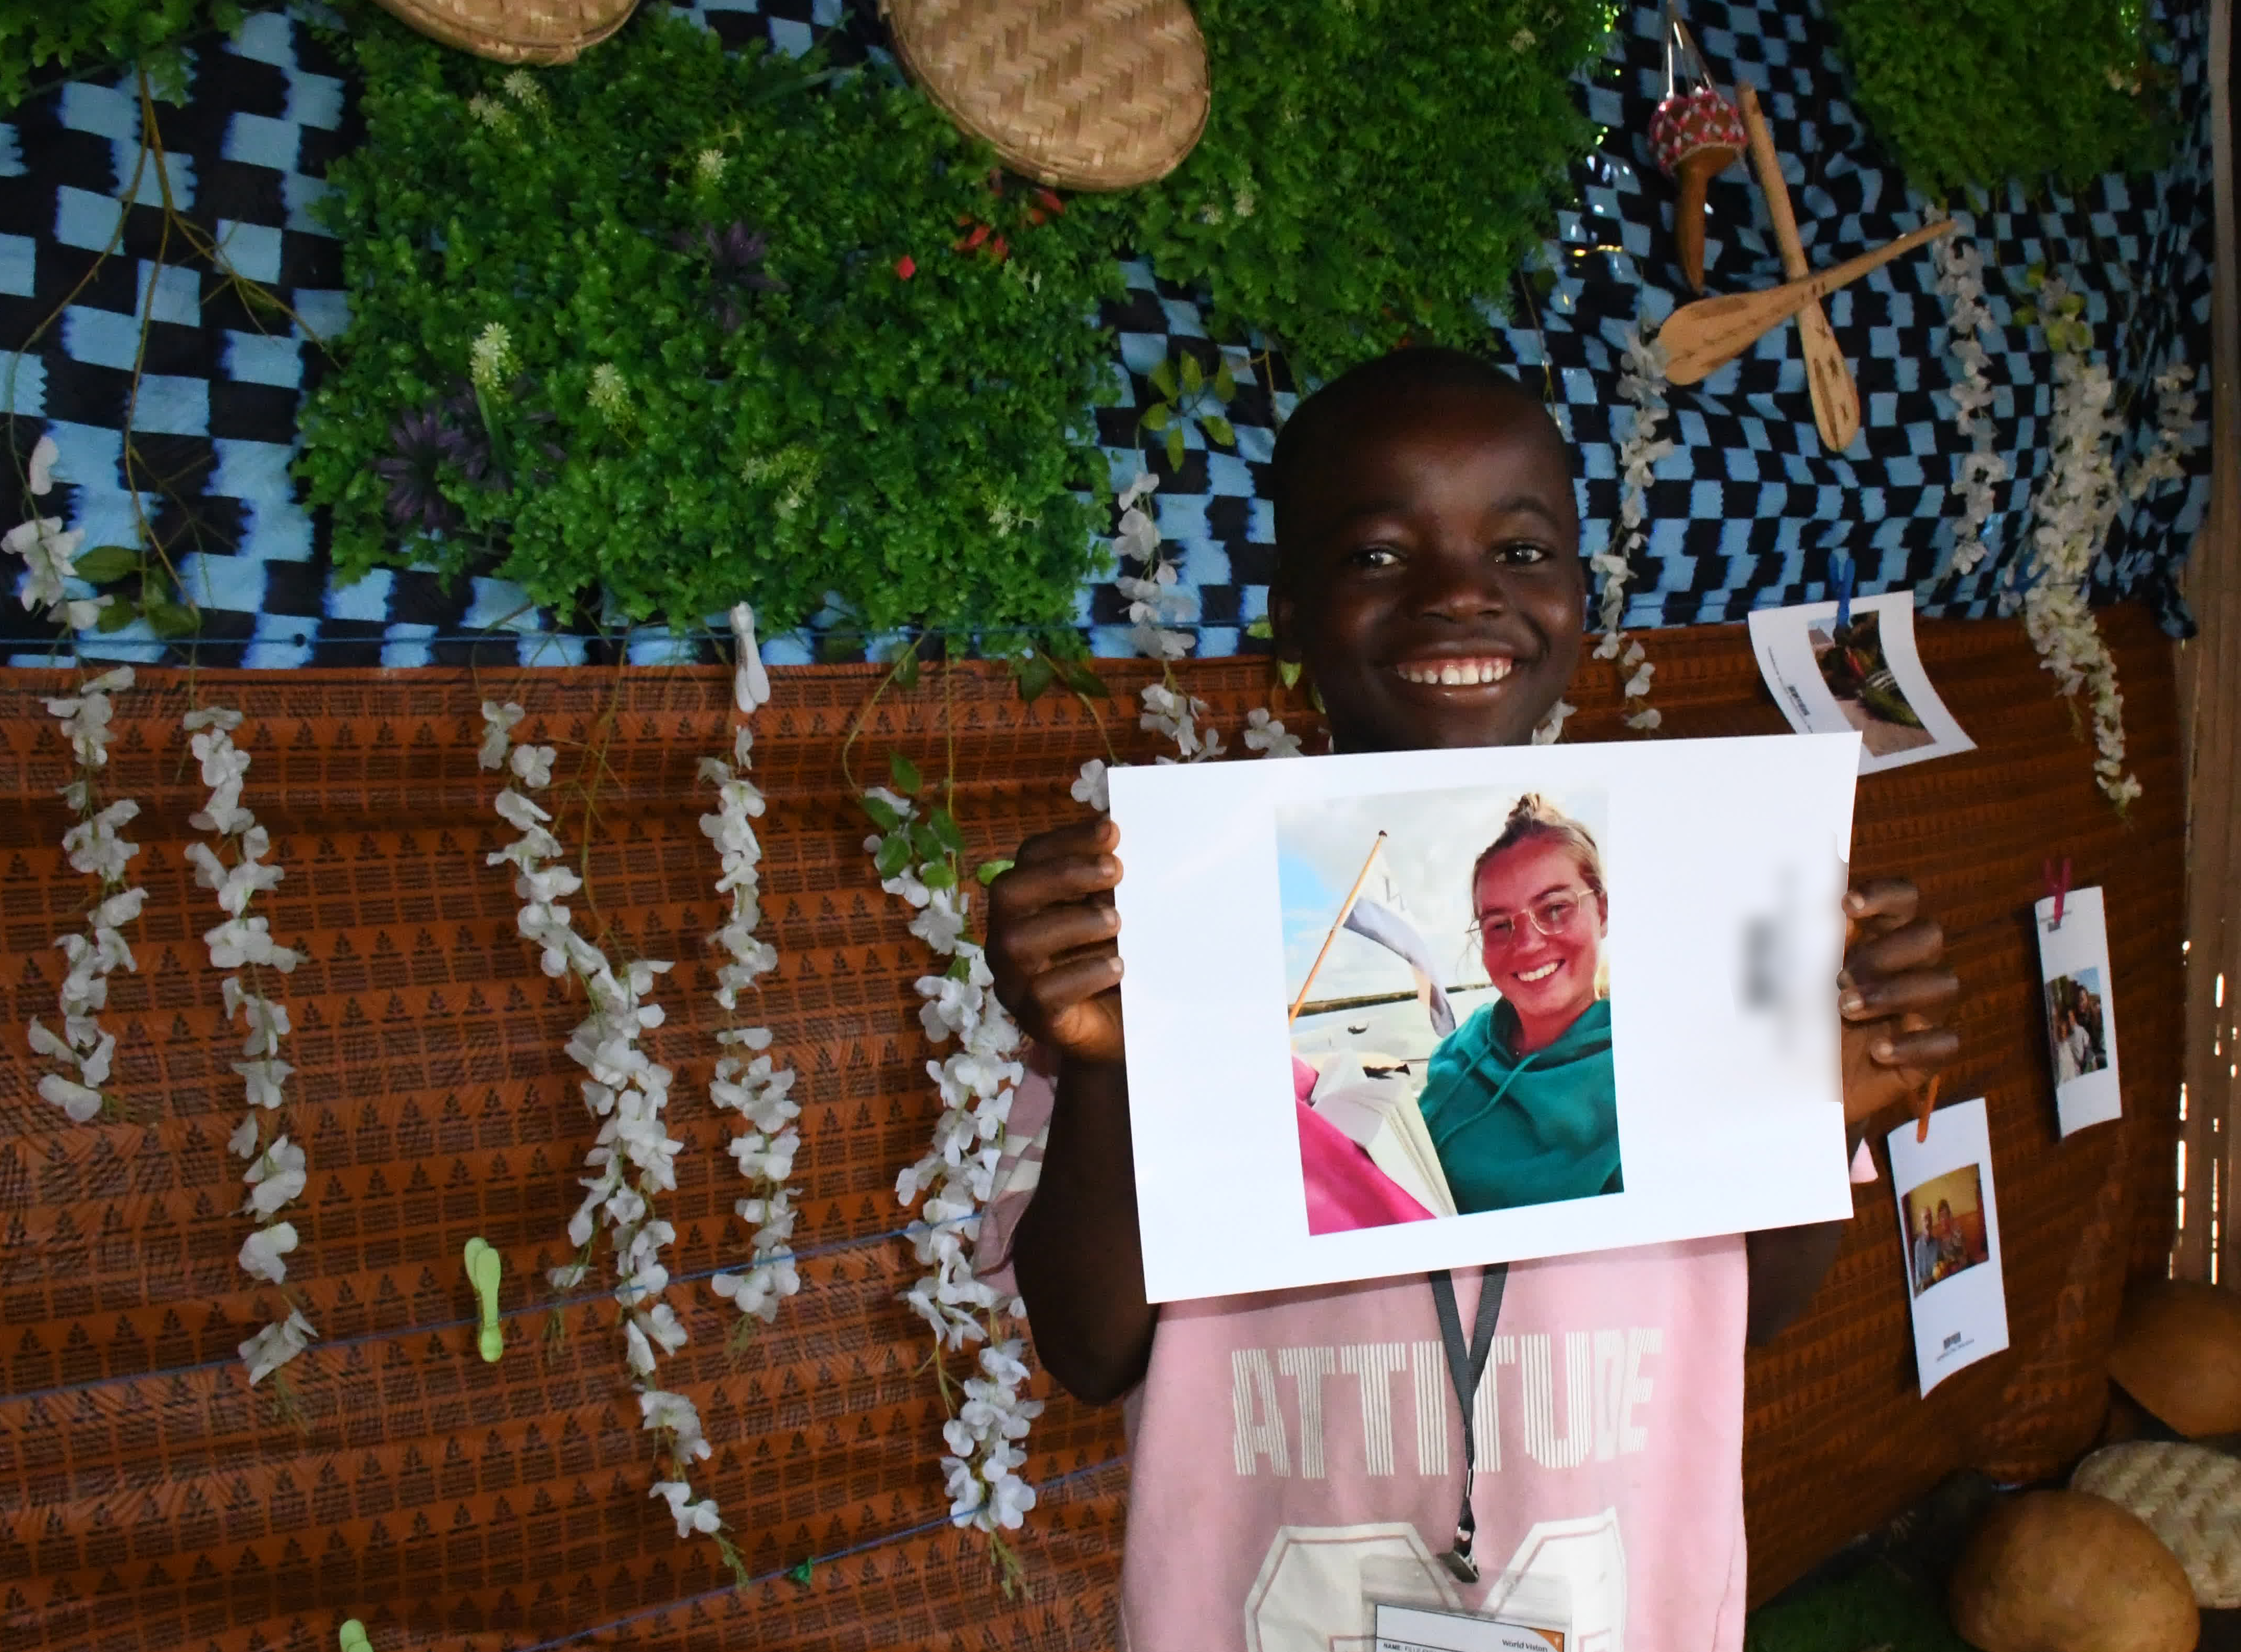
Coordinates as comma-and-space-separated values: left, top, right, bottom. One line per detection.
0, 609, 2181, 1647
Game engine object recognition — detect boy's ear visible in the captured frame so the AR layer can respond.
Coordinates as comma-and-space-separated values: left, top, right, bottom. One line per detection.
1268, 577, 1300, 660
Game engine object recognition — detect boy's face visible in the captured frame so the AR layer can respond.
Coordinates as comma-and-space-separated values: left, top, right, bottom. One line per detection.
1273, 386, 1584, 751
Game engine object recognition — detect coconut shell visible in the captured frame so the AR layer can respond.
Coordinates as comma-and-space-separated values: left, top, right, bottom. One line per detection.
2108, 1279, 2241, 1437
1949, 1490, 2197, 1652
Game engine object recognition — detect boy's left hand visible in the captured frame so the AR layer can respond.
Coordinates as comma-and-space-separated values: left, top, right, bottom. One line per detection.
1838, 879, 1960, 1125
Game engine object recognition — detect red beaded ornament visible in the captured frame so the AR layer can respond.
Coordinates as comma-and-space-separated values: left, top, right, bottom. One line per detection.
1650, 9, 1744, 293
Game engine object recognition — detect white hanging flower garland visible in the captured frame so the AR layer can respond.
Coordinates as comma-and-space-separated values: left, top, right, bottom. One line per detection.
861, 771, 1044, 1554
1927, 218, 2012, 579
1112, 472, 1196, 662
478, 700, 745, 1580
698, 720, 804, 1337
1597, 327, 1668, 733
178, 703, 319, 1386
30, 666, 144, 1123
2126, 362, 2199, 503
6, 435, 112, 633
2008, 272, 2141, 810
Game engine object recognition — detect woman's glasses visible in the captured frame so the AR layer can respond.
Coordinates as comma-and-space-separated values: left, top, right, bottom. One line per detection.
1469, 888, 1593, 949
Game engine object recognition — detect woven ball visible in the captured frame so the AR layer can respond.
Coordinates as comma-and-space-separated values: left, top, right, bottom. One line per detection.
369, 0, 638, 65
2073, 1442, 2241, 1608
884, 0, 1210, 191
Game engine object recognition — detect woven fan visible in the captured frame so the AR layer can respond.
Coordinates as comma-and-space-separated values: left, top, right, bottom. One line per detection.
370, 0, 638, 65
884, 0, 1210, 191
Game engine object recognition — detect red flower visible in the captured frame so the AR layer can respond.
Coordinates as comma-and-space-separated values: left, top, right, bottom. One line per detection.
896, 254, 916, 280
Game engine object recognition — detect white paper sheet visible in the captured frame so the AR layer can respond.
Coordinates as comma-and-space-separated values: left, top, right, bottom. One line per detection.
1886, 1097, 2009, 1395
1747, 591, 1974, 774
1107, 734, 1862, 1303
2033, 885, 2123, 1137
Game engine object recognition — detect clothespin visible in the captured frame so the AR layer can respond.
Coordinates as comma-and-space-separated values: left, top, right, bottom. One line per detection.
339, 1621, 372, 1652
463, 1238, 503, 1364
1832, 557, 1855, 631
1914, 1072, 1942, 1143
2043, 856, 2072, 930
786, 1559, 815, 1587
729, 602, 771, 714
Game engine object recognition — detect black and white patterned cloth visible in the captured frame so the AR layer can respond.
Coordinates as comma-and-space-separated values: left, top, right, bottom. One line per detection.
0, 0, 2216, 669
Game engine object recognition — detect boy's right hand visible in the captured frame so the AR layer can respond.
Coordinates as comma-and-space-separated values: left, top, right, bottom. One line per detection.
987, 817, 1126, 1067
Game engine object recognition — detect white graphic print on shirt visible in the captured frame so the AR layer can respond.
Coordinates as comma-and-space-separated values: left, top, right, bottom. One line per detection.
1231, 1330, 1664, 1477
1242, 1510, 1628, 1652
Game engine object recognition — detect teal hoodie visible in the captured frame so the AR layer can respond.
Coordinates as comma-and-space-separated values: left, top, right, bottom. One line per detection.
1417, 997, 1621, 1213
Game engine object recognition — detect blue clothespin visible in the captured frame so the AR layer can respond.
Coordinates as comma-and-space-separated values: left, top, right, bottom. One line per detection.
1832, 557, 1855, 630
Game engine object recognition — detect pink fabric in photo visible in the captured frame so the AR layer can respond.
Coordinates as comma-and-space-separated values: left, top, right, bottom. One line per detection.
1296, 1100, 1436, 1234
1292, 1054, 1435, 1234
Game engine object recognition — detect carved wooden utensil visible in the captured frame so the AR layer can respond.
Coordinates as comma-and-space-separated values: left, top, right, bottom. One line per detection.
1736, 82, 1860, 452
1659, 220, 1956, 385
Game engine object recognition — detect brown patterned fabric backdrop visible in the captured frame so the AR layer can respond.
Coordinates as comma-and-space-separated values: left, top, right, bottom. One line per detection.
0, 608, 2181, 1649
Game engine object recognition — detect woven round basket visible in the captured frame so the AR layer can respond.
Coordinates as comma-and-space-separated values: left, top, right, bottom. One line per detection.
2073, 1441, 2241, 1608
369, 0, 639, 65
883, 0, 1209, 191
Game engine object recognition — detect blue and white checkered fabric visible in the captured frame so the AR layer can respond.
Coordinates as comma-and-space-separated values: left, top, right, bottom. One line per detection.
0, 0, 2215, 668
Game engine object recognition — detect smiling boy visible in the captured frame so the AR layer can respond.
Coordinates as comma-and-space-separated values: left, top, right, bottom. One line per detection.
983, 348, 1958, 1649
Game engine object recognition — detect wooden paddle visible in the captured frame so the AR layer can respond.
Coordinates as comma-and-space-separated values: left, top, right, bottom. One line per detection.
1659, 220, 1957, 385
1737, 83, 1860, 452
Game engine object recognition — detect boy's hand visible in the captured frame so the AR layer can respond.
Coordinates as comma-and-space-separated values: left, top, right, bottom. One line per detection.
987, 817, 1126, 1067
1838, 879, 1961, 1125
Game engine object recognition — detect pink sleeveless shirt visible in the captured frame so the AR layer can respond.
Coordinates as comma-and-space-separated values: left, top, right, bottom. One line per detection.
980, 1058, 1751, 1652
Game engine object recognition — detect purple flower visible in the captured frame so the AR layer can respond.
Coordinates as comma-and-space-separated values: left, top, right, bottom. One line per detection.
374, 404, 473, 533
678, 222, 785, 332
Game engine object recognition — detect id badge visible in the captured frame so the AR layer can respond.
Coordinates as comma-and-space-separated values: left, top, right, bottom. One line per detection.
1372, 1600, 1565, 1652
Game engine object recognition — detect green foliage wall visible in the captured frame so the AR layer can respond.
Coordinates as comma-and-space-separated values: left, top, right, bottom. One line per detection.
1118, 0, 1610, 382
296, 15, 1126, 636
1826, 0, 2167, 195
0, 1, 244, 114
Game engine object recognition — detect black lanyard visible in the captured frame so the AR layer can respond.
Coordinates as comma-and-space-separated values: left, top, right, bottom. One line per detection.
1427, 1264, 1508, 1584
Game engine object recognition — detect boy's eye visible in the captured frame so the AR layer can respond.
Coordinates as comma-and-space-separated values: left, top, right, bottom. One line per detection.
1347, 545, 1401, 569
1493, 542, 1552, 565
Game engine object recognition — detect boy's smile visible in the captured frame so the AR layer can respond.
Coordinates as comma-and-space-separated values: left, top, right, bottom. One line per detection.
1272, 383, 1584, 751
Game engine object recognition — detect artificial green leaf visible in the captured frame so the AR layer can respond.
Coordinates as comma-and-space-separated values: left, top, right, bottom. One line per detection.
910, 820, 947, 864
1165, 424, 1185, 470
919, 859, 957, 890
2012, 305, 2038, 327
95, 600, 137, 633
889, 751, 923, 795
1278, 658, 1303, 688
144, 600, 198, 638
975, 858, 1014, 884
892, 643, 922, 689
928, 806, 965, 855
1180, 353, 1202, 394
862, 794, 903, 831
1060, 659, 1109, 698
1202, 414, 1236, 448
875, 832, 913, 877
1015, 654, 1055, 701
1148, 358, 1178, 399
1245, 616, 1273, 639
71, 545, 142, 585
1140, 403, 1173, 433
1213, 361, 1236, 400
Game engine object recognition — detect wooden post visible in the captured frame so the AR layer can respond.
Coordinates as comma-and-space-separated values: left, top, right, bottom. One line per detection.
2176, 0, 2239, 1283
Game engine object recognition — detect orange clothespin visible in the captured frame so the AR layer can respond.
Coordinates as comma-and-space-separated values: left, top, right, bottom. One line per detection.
1914, 1072, 1942, 1143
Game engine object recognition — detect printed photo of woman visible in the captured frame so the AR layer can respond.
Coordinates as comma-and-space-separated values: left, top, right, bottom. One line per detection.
1416, 794, 1619, 1212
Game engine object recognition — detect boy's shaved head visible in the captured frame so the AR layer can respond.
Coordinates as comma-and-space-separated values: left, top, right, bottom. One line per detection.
1271, 347, 1570, 574
1266, 344, 1585, 752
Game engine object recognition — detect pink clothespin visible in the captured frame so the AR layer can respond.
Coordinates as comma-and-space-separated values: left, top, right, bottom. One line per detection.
2043, 856, 2072, 930
1915, 1073, 1942, 1144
